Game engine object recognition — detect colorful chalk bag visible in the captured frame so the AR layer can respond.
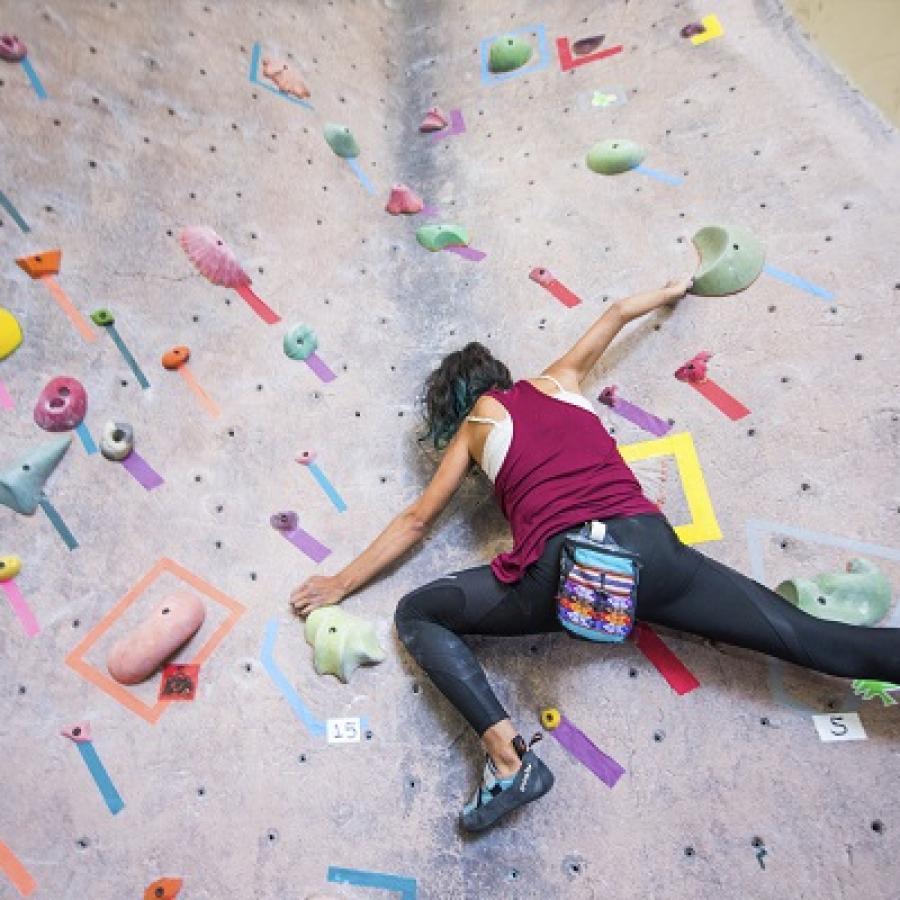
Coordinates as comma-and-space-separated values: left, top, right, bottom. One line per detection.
557, 520, 642, 642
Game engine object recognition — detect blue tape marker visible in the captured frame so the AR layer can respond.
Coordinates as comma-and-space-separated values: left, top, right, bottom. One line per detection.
75, 422, 98, 455
479, 24, 549, 86
107, 324, 150, 389
38, 496, 78, 550
746, 519, 900, 714
77, 742, 124, 815
634, 165, 683, 186
762, 264, 834, 301
0, 190, 30, 232
248, 42, 314, 109
19, 57, 47, 100
327, 867, 417, 899
308, 462, 347, 512
345, 158, 375, 195
261, 618, 326, 736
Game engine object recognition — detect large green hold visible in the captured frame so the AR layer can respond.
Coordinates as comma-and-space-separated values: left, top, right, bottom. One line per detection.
304, 606, 386, 684
0, 436, 72, 515
488, 34, 533, 73
776, 558, 892, 627
689, 225, 766, 296
585, 139, 647, 175
323, 123, 360, 158
416, 223, 469, 251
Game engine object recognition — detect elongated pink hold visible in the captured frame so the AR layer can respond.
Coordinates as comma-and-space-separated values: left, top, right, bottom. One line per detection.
529, 267, 556, 288
419, 106, 448, 132
385, 184, 424, 215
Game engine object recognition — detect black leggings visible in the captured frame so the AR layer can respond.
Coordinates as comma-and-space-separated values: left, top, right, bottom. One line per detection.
395, 513, 900, 735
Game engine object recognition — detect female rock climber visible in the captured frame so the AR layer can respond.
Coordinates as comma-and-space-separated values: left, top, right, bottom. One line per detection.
290, 277, 900, 833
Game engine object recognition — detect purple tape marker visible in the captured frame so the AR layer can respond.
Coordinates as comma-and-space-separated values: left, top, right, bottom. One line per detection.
445, 246, 486, 262
305, 351, 336, 383
120, 452, 164, 490
599, 387, 671, 437
430, 108, 465, 142
1, 580, 40, 637
283, 528, 331, 563
551, 715, 625, 788
420, 204, 440, 217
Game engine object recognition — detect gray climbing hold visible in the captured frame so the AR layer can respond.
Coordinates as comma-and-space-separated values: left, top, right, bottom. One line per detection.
416, 223, 469, 251
586, 139, 646, 175
0, 436, 72, 515
100, 421, 134, 461
488, 35, 533, 73
689, 225, 766, 296
323, 123, 360, 158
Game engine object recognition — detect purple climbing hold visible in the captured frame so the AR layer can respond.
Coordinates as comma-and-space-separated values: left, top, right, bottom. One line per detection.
270, 511, 299, 532
681, 23, 706, 39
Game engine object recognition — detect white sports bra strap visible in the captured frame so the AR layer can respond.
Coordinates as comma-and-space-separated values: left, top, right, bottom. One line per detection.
465, 415, 502, 425
535, 373, 565, 393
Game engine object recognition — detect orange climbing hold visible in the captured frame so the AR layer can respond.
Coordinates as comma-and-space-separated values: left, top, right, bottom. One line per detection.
15, 248, 61, 278
143, 877, 183, 900
161, 346, 190, 370
261, 57, 310, 99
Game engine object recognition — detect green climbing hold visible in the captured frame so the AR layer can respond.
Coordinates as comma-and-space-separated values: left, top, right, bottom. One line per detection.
851, 679, 900, 706
775, 558, 892, 627
0, 436, 72, 515
415, 223, 469, 252
585, 139, 647, 175
323, 123, 360, 158
304, 606, 386, 683
488, 34, 533, 73
689, 225, 766, 297
90, 308, 115, 326
283, 323, 319, 361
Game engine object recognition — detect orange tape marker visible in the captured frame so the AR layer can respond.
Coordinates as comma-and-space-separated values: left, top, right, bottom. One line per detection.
0, 841, 36, 897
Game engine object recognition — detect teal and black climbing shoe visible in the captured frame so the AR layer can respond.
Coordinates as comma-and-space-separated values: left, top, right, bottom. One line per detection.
460, 733, 554, 833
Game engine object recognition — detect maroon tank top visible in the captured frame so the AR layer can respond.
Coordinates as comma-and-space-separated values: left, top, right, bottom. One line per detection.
484, 380, 659, 583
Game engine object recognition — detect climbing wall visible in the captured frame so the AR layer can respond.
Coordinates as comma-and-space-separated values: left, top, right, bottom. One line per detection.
2, 0, 899, 897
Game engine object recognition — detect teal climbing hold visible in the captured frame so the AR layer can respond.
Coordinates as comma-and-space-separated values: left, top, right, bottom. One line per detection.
416, 223, 469, 252
586, 139, 646, 175
0, 436, 72, 515
283, 323, 319, 361
323, 123, 360, 158
689, 225, 766, 296
775, 558, 892, 627
488, 34, 533, 73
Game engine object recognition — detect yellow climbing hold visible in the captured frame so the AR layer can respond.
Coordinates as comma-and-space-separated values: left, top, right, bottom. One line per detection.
0, 307, 23, 360
0, 555, 22, 582
540, 707, 561, 730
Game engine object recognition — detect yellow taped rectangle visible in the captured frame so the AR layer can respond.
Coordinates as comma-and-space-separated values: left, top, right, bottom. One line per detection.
691, 14, 724, 45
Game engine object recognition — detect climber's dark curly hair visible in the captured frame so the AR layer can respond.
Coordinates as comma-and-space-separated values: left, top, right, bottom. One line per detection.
416, 342, 514, 451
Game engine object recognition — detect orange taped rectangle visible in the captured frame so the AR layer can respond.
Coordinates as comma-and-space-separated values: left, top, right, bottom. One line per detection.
0, 841, 36, 897
64, 558, 245, 724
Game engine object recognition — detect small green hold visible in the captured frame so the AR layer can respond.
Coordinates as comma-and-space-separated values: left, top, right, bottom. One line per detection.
690, 225, 766, 297
416, 223, 470, 252
323, 123, 360, 158
851, 679, 900, 706
90, 308, 115, 326
586, 138, 646, 175
488, 34, 533, 73
283, 323, 319, 361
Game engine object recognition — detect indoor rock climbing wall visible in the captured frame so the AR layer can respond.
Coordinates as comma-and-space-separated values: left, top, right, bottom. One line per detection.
1, 0, 899, 897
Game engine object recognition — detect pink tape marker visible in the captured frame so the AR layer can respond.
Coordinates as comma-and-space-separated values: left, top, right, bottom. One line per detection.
632, 622, 699, 695
543, 710, 625, 788
444, 245, 486, 262
1, 578, 39, 637
675, 351, 750, 421
120, 452, 164, 490
270, 511, 332, 563
0, 380, 13, 411
599, 386, 672, 437
430, 108, 465, 142
529, 267, 581, 308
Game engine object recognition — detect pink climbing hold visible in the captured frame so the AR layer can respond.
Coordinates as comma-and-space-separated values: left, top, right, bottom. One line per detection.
674, 351, 712, 383
385, 184, 424, 215
179, 226, 250, 288
34, 376, 88, 431
61, 721, 92, 743
419, 106, 449, 133
0, 33, 27, 62
261, 56, 311, 99
528, 267, 556, 288
296, 450, 318, 465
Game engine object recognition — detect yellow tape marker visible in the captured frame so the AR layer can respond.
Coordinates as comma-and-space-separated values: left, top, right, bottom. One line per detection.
619, 431, 722, 545
690, 14, 724, 46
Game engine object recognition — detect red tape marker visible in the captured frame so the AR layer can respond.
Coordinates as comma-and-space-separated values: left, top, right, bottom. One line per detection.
632, 622, 700, 695
529, 267, 581, 307
557, 38, 623, 73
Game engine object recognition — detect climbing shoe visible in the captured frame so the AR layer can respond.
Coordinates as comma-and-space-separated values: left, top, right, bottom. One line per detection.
460, 733, 554, 833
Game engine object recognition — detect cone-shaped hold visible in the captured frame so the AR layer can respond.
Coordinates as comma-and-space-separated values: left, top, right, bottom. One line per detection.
776, 558, 892, 627
586, 139, 646, 175
0, 34, 27, 62
15, 248, 61, 279
0, 307, 23, 360
385, 184, 424, 215
90, 308, 115, 326
419, 107, 448, 132
416, 223, 469, 251
304, 606, 386, 683
0, 435, 71, 515
324, 123, 360, 158
488, 34, 533, 73
689, 225, 766, 296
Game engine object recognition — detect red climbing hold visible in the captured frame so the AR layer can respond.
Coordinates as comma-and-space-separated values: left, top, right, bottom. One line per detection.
419, 107, 449, 133
385, 184, 424, 215
674, 351, 712, 383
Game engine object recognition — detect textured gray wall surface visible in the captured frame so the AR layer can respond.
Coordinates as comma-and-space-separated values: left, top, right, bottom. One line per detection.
1, 0, 899, 898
